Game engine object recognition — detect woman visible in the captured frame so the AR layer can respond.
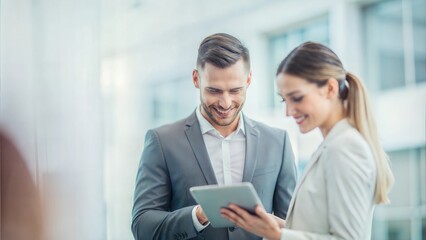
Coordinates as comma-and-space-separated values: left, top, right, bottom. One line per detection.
221, 42, 394, 240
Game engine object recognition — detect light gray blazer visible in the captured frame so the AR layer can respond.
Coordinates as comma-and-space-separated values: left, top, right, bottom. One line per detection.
132, 111, 297, 240
281, 119, 377, 240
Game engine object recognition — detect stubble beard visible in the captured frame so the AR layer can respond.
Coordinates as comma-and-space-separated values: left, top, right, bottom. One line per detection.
201, 102, 243, 127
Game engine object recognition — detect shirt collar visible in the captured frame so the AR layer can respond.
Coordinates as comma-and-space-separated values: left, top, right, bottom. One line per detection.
195, 106, 245, 136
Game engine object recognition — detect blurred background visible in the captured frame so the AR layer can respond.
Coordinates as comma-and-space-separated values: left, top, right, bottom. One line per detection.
1, 0, 425, 239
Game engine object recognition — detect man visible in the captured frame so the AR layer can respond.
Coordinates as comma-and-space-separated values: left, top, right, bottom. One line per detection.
131, 33, 297, 240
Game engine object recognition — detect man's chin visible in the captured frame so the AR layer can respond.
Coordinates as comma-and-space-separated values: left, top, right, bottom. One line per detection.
215, 121, 233, 127
212, 117, 236, 127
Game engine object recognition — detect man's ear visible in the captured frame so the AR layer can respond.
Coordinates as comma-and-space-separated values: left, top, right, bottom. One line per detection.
326, 78, 339, 99
192, 69, 200, 89
246, 70, 252, 87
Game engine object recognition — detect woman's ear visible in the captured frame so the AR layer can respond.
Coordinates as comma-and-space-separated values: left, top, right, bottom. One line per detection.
326, 78, 339, 99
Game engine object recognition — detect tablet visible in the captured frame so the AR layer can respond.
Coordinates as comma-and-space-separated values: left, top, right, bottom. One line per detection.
189, 182, 263, 228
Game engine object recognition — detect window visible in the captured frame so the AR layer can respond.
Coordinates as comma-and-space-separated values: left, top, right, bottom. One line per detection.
412, 0, 426, 84
372, 146, 426, 240
363, 0, 426, 91
423, 218, 426, 240
268, 16, 330, 108
150, 77, 197, 126
387, 219, 411, 240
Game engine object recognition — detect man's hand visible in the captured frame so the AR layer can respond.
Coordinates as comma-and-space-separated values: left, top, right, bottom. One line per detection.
196, 205, 209, 225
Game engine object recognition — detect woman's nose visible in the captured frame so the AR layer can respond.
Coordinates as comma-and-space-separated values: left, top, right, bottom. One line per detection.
286, 104, 295, 117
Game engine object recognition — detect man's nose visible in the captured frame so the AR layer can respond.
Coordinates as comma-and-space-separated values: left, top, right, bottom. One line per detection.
219, 92, 232, 109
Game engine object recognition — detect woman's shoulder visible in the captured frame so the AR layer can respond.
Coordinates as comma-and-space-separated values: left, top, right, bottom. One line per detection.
322, 124, 377, 187
323, 124, 375, 168
324, 120, 370, 151
335, 126, 368, 148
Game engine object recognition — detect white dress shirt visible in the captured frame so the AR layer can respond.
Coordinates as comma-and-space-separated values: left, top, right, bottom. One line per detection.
192, 106, 246, 231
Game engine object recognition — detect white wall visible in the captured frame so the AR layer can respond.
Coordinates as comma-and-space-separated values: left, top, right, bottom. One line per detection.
1, 0, 106, 239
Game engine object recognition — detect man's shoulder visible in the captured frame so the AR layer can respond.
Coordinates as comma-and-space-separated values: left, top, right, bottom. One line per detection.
153, 118, 186, 131
149, 113, 195, 136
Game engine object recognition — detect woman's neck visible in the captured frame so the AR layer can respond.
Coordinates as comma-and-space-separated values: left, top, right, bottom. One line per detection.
319, 104, 346, 137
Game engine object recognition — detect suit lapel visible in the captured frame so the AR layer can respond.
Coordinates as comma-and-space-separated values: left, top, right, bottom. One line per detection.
184, 112, 218, 185
286, 119, 352, 222
242, 116, 259, 183
286, 145, 325, 222
296, 146, 324, 189
289, 119, 351, 196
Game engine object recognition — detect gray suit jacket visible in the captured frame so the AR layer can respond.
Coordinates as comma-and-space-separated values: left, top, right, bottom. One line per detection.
281, 119, 377, 240
132, 111, 297, 240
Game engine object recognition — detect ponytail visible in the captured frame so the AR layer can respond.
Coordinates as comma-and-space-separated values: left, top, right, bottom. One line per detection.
346, 72, 394, 204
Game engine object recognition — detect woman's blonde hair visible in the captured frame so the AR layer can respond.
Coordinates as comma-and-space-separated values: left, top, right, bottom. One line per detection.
277, 42, 394, 204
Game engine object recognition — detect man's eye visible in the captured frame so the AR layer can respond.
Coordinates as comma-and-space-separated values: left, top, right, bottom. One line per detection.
208, 89, 219, 93
230, 89, 241, 94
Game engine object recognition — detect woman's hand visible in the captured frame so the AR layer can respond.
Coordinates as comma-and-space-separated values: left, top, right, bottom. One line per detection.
272, 214, 286, 228
221, 204, 282, 240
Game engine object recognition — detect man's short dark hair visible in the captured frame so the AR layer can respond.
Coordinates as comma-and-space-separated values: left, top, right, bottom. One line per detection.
196, 33, 250, 71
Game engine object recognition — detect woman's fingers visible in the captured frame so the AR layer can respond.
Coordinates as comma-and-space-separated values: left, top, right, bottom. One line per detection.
255, 205, 270, 221
272, 215, 286, 228
225, 205, 268, 229
221, 207, 249, 228
227, 204, 252, 220
221, 208, 238, 222
221, 204, 282, 240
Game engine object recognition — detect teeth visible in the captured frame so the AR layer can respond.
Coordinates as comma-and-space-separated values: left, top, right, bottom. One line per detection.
216, 108, 230, 114
295, 116, 305, 123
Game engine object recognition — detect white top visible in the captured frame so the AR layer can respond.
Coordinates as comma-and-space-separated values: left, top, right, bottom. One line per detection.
192, 106, 246, 231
